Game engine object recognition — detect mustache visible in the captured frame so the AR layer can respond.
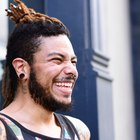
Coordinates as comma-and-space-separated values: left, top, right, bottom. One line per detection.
55, 74, 77, 82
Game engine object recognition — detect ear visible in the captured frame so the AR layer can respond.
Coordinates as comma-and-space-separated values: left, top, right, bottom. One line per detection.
12, 58, 30, 79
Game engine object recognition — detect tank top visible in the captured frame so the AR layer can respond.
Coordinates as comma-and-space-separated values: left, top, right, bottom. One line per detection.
0, 113, 80, 140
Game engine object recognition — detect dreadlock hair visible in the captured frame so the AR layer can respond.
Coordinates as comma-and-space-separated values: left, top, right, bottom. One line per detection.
2, 0, 70, 108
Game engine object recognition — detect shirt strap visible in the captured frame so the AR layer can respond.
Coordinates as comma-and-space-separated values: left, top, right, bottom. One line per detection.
55, 113, 80, 140
0, 117, 18, 140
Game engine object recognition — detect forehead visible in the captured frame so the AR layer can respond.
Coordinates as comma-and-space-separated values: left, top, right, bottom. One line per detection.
37, 35, 75, 56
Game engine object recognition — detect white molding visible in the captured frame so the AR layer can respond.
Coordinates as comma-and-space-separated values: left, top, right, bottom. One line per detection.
0, 0, 8, 60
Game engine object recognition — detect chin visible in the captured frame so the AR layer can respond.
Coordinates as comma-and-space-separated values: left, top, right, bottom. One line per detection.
60, 98, 72, 105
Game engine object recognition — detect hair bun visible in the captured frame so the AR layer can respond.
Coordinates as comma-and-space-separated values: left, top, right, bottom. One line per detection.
5, 0, 63, 26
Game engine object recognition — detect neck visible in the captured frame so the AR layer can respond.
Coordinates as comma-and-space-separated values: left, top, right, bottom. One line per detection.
1, 88, 61, 138
1, 91, 54, 124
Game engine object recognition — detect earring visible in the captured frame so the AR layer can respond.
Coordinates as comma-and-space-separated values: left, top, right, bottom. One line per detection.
19, 73, 25, 79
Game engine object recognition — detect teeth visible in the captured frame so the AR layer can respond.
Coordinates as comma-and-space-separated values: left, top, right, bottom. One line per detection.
56, 82, 73, 87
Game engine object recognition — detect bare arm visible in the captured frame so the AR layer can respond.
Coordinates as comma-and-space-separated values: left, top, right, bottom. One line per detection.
78, 126, 90, 140
65, 116, 91, 140
0, 121, 7, 140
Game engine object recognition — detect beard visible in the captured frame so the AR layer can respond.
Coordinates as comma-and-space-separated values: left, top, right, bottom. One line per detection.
28, 70, 73, 112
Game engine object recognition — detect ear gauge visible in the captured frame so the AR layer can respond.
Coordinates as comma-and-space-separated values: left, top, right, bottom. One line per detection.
19, 73, 25, 79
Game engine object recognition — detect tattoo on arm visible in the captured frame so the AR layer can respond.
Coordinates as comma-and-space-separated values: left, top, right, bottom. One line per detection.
77, 127, 90, 140
65, 116, 91, 140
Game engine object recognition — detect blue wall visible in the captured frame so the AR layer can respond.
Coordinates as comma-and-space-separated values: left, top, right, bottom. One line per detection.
130, 0, 140, 140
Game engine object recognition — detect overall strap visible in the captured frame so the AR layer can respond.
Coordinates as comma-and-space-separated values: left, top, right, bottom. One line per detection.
0, 117, 18, 140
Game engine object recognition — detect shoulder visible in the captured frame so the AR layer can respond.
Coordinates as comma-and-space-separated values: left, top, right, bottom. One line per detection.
65, 115, 91, 140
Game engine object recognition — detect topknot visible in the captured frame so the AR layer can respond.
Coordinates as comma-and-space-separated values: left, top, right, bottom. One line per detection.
5, 0, 64, 26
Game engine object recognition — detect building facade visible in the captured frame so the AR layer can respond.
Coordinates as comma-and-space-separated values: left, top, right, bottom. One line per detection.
0, 0, 139, 140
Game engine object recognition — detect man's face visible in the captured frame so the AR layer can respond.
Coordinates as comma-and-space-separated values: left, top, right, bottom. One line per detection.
29, 35, 78, 112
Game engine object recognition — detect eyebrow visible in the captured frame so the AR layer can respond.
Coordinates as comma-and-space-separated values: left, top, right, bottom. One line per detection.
47, 52, 77, 60
47, 52, 64, 58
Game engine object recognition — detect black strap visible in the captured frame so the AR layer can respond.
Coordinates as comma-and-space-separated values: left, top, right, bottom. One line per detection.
55, 113, 80, 140
0, 117, 18, 140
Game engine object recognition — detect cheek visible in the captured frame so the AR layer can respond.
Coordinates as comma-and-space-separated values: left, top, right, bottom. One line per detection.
37, 67, 61, 83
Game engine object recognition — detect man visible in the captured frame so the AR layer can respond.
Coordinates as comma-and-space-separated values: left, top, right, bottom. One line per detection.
0, 0, 90, 139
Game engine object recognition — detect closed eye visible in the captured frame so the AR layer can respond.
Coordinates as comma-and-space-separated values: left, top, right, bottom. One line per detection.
71, 59, 77, 66
51, 58, 63, 64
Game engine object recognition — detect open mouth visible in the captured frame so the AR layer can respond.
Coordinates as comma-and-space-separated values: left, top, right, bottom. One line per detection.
54, 76, 76, 90
55, 82, 73, 88
54, 81, 74, 95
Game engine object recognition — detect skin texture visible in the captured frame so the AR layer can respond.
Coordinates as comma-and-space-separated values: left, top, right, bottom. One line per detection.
0, 35, 90, 139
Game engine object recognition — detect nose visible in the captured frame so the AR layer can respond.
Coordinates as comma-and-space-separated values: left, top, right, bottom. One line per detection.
63, 63, 78, 78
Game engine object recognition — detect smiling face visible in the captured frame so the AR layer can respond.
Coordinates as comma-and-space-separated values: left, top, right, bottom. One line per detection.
29, 35, 78, 111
